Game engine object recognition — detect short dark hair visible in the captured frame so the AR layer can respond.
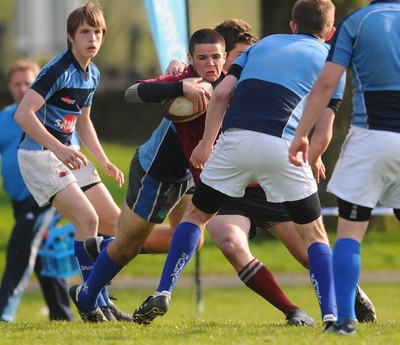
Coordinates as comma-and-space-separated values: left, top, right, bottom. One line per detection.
214, 19, 259, 53
67, 2, 107, 49
292, 0, 335, 38
188, 29, 225, 56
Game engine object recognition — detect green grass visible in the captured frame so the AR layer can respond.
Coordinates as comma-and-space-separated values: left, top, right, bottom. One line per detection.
3, 283, 400, 345
1, 141, 400, 277
1, 142, 400, 344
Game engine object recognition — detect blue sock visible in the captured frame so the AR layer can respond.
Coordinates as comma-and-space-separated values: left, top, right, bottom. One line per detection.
307, 242, 336, 320
97, 236, 114, 305
333, 238, 360, 323
74, 241, 93, 282
96, 293, 107, 307
101, 286, 110, 304
78, 249, 122, 310
157, 222, 201, 293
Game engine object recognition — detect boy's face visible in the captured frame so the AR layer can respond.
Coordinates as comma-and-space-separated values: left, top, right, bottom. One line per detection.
188, 43, 226, 83
9, 69, 36, 104
68, 21, 103, 64
225, 42, 252, 70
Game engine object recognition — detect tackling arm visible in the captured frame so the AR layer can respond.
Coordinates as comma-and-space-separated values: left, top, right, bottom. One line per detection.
289, 62, 346, 166
190, 74, 238, 169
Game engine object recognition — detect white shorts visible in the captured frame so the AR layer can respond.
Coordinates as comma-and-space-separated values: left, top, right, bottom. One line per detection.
18, 149, 101, 207
328, 126, 400, 209
200, 129, 317, 203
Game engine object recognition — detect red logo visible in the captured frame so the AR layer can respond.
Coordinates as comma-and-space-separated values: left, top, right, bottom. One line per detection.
58, 170, 69, 178
54, 114, 77, 133
61, 96, 76, 105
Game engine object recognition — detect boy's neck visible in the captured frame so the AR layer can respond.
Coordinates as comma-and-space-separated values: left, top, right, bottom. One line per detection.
71, 48, 91, 70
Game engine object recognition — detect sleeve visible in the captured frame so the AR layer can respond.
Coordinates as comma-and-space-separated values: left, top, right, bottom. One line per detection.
327, 99, 342, 114
31, 67, 65, 101
327, 17, 356, 68
125, 81, 183, 103
227, 64, 243, 80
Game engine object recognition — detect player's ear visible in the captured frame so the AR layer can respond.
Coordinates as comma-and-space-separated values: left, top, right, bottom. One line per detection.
290, 20, 298, 34
67, 32, 74, 45
325, 26, 336, 41
187, 52, 193, 65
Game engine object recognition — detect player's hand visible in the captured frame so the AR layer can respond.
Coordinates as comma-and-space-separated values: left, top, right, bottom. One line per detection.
165, 60, 186, 76
54, 145, 88, 170
288, 135, 309, 166
99, 160, 125, 187
190, 139, 213, 169
182, 78, 212, 115
311, 158, 326, 183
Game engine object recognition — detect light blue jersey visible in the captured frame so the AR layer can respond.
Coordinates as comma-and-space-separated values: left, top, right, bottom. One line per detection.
0, 103, 80, 202
222, 33, 345, 141
0, 104, 30, 201
328, 0, 400, 132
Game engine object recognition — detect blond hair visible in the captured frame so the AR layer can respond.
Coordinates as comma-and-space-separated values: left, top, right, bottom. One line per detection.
7, 59, 40, 81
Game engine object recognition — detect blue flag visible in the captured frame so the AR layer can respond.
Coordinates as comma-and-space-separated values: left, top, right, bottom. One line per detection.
143, 0, 189, 73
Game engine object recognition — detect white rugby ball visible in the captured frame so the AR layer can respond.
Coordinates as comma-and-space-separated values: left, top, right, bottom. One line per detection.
161, 77, 213, 123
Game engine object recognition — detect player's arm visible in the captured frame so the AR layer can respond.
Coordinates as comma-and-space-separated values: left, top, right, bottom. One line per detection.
75, 107, 124, 187
308, 106, 336, 183
165, 60, 187, 76
125, 78, 210, 115
191, 73, 238, 169
125, 81, 184, 103
14, 89, 87, 170
289, 61, 346, 166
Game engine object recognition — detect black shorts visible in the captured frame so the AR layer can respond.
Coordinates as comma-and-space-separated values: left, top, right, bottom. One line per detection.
126, 151, 194, 223
218, 185, 291, 239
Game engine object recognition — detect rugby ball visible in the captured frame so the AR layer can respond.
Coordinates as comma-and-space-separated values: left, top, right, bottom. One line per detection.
161, 77, 213, 123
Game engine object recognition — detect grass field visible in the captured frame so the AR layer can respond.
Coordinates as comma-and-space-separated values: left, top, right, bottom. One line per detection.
2, 283, 400, 344
1, 142, 400, 344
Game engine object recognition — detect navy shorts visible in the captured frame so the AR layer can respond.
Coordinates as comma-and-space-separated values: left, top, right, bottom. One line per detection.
218, 185, 291, 239
125, 151, 194, 224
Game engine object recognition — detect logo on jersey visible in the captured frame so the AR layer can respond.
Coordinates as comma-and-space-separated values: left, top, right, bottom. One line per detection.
61, 96, 76, 105
54, 114, 77, 133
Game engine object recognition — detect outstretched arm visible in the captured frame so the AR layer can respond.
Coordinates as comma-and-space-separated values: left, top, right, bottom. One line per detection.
76, 107, 124, 187
125, 77, 211, 116
308, 107, 335, 183
190, 74, 238, 169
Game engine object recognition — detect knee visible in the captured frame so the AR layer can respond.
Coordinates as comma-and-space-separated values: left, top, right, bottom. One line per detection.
219, 236, 240, 259
75, 211, 99, 234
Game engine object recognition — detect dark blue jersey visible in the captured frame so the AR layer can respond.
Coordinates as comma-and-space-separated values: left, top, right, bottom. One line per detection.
19, 49, 99, 150
328, 0, 400, 133
222, 34, 345, 141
